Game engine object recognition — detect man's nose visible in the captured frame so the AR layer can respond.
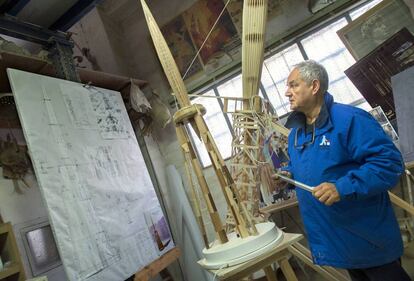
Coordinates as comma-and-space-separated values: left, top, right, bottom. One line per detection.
285, 88, 291, 97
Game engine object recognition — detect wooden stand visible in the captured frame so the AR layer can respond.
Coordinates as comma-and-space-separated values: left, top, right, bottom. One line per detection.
198, 233, 303, 281
289, 243, 350, 281
134, 247, 180, 281
0, 222, 26, 281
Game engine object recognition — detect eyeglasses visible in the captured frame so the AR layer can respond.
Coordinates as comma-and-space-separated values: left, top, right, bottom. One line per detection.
294, 122, 315, 149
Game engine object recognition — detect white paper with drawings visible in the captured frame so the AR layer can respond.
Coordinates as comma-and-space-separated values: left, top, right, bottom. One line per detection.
7, 69, 174, 281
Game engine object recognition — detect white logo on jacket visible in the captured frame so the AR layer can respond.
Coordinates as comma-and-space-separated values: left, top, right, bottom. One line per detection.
320, 135, 331, 146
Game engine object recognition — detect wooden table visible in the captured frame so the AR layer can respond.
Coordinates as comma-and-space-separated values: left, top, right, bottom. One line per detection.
198, 232, 303, 281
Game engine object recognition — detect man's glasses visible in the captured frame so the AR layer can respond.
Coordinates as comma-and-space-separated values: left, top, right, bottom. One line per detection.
294, 122, 315, 149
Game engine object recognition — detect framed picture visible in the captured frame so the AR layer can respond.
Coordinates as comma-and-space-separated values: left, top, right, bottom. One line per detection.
369, 106, 389, 125
337, 0, 414, 60
20, 221, 62, 276
344, 28, 414, 122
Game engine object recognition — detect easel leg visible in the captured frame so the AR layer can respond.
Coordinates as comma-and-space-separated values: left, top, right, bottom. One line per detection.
280, 258, 299, 281
264, 265, 278, 281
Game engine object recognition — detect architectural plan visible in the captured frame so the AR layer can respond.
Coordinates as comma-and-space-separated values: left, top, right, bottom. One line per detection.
7, 69, 174, 281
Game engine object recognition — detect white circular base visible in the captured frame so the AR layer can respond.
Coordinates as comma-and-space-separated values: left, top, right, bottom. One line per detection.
200, 222, 283, 269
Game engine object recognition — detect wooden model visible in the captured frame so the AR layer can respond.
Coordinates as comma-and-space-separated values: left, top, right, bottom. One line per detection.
140, 0, 284, 269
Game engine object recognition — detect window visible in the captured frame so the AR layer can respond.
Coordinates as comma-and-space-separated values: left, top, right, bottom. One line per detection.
188, 90, 233, 167
216, 73, 265, 123
301, 18, 363, 104
216, 74, 242, 123
261, 44, 304, 116
188, 0, 381, 167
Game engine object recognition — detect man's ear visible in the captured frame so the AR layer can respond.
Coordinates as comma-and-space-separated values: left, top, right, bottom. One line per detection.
311, 79, 321, 96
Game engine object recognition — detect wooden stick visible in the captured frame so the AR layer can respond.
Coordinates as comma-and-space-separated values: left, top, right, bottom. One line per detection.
182, 144, 210, 248
289, 243, 350, 281
263, 265, 278, 281
388, 191, 414, 216
134, 248, 180, 281
175, 125, 228, 243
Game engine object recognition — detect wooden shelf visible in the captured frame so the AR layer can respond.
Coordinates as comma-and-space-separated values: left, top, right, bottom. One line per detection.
0, 263, 20, 279
0, 223, 25, 281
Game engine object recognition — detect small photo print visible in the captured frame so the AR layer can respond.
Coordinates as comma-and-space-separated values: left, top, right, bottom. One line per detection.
369, 106, 388, 125
382, 123, 399, 142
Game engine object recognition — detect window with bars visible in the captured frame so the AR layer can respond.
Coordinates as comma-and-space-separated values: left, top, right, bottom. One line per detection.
189, 0, 379, 167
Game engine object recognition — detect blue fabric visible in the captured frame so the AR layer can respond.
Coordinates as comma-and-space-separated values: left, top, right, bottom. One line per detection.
284, 92, 404, 269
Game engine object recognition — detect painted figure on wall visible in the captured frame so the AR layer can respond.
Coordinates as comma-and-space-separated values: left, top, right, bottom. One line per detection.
182, 0, 238, 65
161, 16, 202, 77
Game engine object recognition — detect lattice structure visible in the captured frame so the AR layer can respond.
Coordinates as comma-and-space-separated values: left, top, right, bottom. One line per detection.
224, 96, 290, 228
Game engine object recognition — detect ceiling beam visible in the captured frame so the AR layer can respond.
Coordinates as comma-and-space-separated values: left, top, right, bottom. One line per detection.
49, 0, 103, 31
0, 0, 30, 16
0, 14, 71, 46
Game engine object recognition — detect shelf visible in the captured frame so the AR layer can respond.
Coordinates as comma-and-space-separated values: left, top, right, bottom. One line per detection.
0, 223, 26, 281
0, 263, 19, 279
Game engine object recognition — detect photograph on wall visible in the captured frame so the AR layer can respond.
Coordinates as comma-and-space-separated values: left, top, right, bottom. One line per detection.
382, 123, 399, 142
160, 16, 203, 78
345, 28, 414, 122
337, 0, 414, 59
182, 0, 240, 72
144, 208, 173, 255
369, 106, 399, 142
369, 106, 388, 125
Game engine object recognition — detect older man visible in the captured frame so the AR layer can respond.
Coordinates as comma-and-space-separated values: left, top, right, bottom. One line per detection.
282, 60, 410, 281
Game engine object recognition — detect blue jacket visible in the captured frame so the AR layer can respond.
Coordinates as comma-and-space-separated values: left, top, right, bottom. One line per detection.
285, 92, 404, 269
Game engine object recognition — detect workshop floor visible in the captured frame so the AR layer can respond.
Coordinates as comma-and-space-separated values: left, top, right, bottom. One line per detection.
256, 242, 414, 281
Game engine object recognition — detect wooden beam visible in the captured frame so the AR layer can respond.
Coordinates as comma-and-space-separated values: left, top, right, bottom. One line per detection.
389, 191, 414, 216
134, 247, 181, 281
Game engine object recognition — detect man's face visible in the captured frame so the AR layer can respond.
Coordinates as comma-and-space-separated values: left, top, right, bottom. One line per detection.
285, 68, 315, 112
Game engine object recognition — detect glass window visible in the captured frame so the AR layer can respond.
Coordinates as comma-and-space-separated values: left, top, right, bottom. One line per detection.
301, 18, 364, 104
261, 44, 304, 116
216, 74, 243, 125
350, 0, 384, 20
188, 90, 233, 167
216, 73, 265, 117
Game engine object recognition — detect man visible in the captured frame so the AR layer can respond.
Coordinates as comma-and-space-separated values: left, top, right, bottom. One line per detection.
282, 60, 410, 281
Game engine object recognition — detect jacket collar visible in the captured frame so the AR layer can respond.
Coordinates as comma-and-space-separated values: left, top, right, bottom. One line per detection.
285, 92, 334, 136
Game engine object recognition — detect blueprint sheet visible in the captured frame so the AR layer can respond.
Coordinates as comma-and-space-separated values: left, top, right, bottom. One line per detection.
7, 69, 173, 281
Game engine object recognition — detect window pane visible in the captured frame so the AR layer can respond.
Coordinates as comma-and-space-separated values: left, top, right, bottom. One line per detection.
350, 0, 384, 20
261, 44, 305, 116
301, 18, 364, 104
216, 74, 242, 124
188, 90, 233, 167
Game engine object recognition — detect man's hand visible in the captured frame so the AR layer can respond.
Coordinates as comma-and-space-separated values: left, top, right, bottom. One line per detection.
312, 182, 340, 206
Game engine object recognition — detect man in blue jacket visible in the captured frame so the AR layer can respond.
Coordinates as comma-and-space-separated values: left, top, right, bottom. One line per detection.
282, 60, 410, 281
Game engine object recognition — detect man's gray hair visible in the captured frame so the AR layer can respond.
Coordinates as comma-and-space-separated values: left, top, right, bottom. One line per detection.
294, 60, 329, 95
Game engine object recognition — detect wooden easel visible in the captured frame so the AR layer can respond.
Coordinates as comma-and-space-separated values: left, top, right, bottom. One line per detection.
134, 247, 180, 281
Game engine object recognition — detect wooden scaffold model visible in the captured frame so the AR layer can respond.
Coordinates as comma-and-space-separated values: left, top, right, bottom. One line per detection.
140, 0, 284, 269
